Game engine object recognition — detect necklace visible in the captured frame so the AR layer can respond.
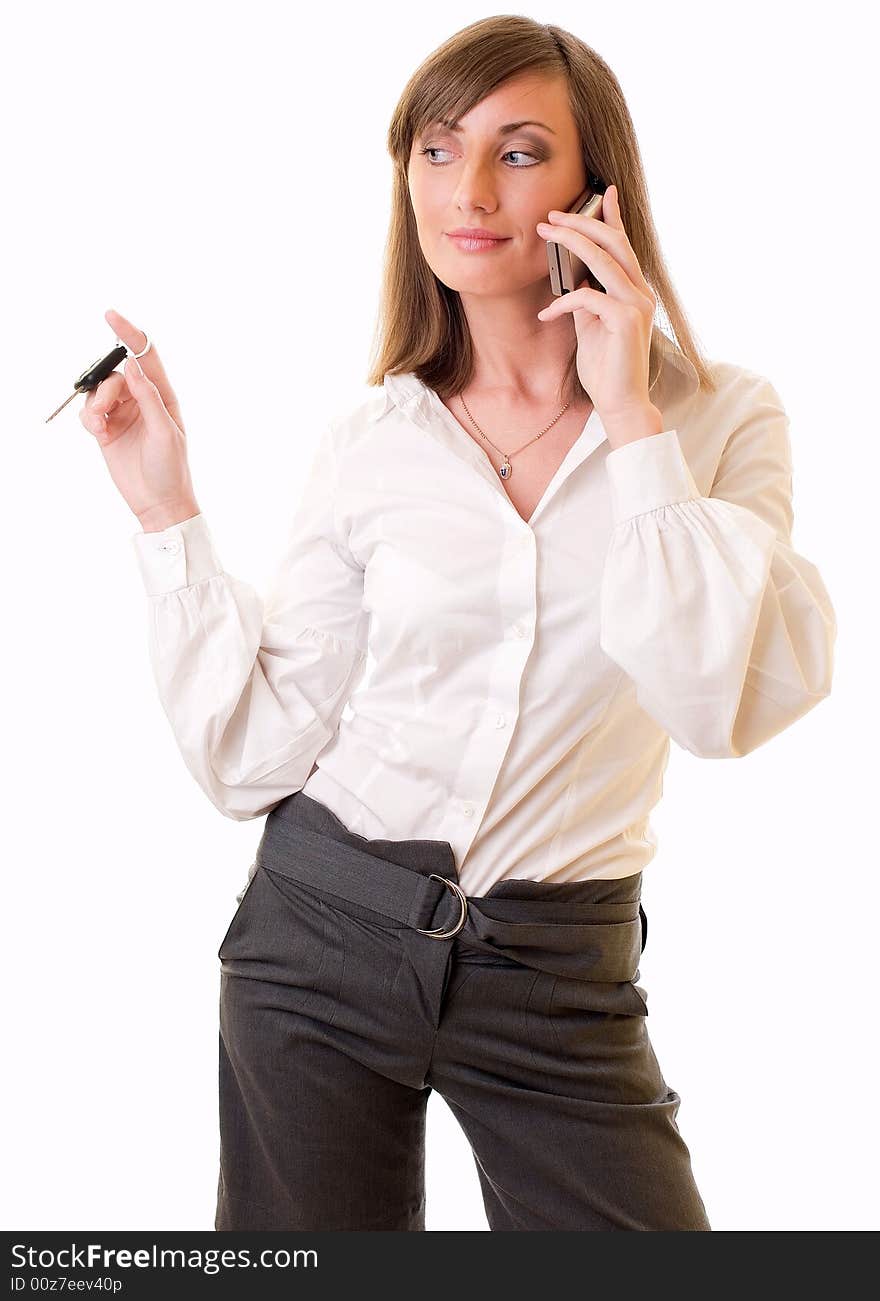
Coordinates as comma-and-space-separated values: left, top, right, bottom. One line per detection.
458, 391, 572, 479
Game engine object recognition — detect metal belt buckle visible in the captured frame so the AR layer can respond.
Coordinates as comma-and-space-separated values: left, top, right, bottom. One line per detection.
415, 874, 468, 939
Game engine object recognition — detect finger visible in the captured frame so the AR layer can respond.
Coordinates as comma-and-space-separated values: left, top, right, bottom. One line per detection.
103, 308, 178, 406
599, 184, 622, 227
81, 386, 135, 442
540, 217, 640, 295
104, 308, 148, 360
537, 284, 616, 322
551, 186, 629, 249
542, 202, 651, 298
78, 401, 112, 439
122, 354, 180, 432
537, 223, 641, 306
96, 392, 135, 426
88, 371, 130, 412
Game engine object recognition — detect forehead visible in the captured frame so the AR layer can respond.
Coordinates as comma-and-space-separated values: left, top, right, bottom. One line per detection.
421, 72, 572, 135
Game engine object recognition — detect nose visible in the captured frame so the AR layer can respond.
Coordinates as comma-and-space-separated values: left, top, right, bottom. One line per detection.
450, 162, 501, 214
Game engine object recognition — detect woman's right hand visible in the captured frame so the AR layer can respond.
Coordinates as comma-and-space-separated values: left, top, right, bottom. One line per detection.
79, 309, 200, 530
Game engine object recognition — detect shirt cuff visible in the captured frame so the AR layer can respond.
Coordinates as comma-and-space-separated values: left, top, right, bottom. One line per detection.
604, 428, 701, 524
131, 512, 223, 596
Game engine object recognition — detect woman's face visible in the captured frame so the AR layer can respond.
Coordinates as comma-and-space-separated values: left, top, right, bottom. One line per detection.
407, 72, 588, 299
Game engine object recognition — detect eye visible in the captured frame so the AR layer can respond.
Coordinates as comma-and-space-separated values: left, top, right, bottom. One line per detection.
419, 147, 451, 164
418, 147, 540, 168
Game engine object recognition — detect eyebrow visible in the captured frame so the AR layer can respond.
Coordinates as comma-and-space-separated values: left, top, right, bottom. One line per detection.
423, 118, 557, 136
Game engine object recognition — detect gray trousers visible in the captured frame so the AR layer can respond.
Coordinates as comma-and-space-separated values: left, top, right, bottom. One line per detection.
215, 791, 711, 1231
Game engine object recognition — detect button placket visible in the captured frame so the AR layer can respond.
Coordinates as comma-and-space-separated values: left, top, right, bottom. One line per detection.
451, 528, 531, 844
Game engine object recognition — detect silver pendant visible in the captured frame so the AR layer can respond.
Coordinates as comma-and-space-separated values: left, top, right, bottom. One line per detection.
499, 457, 512, 479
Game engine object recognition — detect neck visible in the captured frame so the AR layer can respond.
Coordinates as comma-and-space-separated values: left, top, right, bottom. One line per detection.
458, 291, 578, 406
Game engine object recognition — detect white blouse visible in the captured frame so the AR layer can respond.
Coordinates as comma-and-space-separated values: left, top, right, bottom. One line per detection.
131, 329, 836, 895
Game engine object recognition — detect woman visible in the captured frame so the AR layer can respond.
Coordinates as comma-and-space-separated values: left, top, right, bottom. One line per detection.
81, 17, 836, 1231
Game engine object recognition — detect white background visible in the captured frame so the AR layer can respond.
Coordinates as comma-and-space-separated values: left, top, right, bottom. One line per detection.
3, 0, 876, 1232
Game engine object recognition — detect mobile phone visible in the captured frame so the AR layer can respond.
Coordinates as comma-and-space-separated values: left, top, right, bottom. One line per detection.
546, 173, 608, 296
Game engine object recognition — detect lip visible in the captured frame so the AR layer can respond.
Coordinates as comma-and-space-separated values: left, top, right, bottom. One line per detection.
446, 228, 508, 239
446, 231, 511, 251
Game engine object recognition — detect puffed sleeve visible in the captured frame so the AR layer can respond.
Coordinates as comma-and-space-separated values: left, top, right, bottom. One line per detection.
598, 374, 836, 758
130, 421, 369, 818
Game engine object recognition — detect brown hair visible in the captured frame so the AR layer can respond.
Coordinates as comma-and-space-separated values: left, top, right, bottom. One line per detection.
365, 14, 718, 406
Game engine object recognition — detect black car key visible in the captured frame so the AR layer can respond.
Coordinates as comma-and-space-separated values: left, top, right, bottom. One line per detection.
45, 344, 129, 423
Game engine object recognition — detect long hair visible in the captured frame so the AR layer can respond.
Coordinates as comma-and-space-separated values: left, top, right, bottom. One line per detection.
366, 15, 718, 406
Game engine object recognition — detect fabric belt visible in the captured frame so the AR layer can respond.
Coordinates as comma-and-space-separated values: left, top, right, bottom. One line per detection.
255, 792, 646, 984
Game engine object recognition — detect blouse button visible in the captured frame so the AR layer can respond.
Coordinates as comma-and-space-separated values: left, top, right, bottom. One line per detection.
462, 803, 475, 817
494, 714, 506, 728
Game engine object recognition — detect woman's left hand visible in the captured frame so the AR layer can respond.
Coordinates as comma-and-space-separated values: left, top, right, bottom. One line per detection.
536, 185, 659, 434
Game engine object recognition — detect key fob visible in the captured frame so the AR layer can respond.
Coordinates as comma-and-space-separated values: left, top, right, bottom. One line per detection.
75, 344, 129, 394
